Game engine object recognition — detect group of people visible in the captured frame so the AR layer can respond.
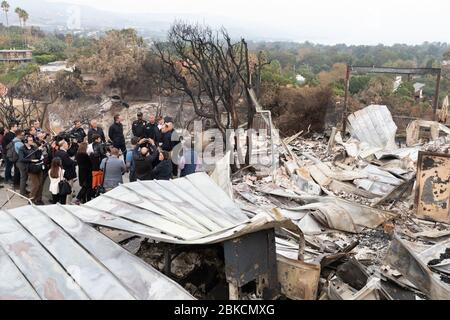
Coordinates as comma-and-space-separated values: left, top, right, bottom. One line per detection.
0, 112, 199, 206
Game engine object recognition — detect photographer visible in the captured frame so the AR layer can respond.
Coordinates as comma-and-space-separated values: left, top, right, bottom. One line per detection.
54, 130, 78, 157
70, 120, 86, 144
133, 138, 158, 181
160, 121, 180, 152
18, 135, 44, 205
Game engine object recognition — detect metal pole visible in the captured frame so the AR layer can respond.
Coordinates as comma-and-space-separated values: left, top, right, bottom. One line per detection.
342, 65, 351, 134
267, 111, 277, 183
433, 70, 442, 121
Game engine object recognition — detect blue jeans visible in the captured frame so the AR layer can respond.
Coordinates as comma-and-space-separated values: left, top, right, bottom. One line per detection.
4, 158, 13, 182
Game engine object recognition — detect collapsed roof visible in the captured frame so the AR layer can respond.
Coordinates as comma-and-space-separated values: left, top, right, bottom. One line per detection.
0, 205, 193, 300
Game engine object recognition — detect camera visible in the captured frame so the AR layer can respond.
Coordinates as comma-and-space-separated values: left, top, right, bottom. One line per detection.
93, 141, 112, 157
54, 131, 76, 143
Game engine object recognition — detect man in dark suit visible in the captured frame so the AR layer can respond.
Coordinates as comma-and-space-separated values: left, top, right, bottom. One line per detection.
87, 119, 106, 144
108, 114, 127, 159
132, 112, 147, 139
144, 114, 161, 143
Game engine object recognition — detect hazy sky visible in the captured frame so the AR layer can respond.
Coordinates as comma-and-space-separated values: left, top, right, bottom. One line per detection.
48, 0, 449, 44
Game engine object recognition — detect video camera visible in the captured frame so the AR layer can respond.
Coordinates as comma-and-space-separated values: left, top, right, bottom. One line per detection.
93, 141, 113, 157
54, 131, 77, 144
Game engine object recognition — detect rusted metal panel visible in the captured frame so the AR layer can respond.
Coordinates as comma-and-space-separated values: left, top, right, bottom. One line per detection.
384, 236, 450, 300
277, 255, 320, 300
224, 229, 279, 300
415, 152, 450, 223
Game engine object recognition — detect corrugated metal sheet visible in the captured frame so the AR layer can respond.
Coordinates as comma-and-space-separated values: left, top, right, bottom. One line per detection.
0, 172, 285, 300
0, 206, 193, 300
78, 172, 280, 245
347, 105, 398, 152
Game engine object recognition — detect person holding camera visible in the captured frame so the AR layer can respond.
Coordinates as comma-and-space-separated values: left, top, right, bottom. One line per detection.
160, 121, 180, 152
133, 138, 158, 181
70, 120, 86, 144
18, 135, 44, 205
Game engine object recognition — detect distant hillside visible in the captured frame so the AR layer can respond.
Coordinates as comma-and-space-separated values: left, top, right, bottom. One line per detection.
0, 0, 302, 41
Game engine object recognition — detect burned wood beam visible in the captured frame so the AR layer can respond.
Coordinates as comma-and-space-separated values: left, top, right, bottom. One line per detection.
350, 66, 441, 76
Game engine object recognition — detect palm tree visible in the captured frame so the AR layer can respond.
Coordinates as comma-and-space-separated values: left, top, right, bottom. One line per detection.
1, 1, 9, 26
21, 9, 28, 27
14, 7, 22, 27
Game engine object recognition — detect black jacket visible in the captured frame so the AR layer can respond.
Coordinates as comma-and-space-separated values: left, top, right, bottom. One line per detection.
108, 122, 126, 148
132, 120, 147, 138
55, 149, 77, 180
87, 127, 106, 144
70, 127, 86, 143
76, 153, 92, 187
144, 123, 161, 143
90, 142, 107, 171
18, 145, 40, 164
2, 132, 15, 151
152, 160, 173, 180
161, 130, 180, 152
133, 144, 158, 181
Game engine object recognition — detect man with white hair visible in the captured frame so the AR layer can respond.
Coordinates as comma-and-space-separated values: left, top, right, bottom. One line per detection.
87, 119, 106, 144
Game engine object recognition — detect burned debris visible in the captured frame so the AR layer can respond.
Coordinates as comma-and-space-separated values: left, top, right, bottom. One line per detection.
231, 104, 450, 300
1, 102, 450, 300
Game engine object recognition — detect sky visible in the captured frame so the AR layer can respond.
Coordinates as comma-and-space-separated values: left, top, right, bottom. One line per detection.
47, 0, 450, 45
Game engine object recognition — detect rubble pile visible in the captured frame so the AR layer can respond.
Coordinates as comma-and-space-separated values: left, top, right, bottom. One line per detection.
232, 105, 450, 300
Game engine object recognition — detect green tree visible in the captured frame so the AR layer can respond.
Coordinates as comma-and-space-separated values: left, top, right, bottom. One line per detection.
349, 75, 371, 94
1, 1, 10, 26
14, 7, 22, 27
395, 82, 414, 98
34, 36, 67, 62
444, 51, 450, 60
21, 9, 28, 27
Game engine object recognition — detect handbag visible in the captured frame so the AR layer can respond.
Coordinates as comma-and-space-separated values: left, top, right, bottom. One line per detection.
93, 158, 108, 198
58, 169, 72, 196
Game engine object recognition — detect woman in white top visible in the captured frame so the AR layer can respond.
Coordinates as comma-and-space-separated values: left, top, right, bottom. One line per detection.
48, 157, 67, 204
